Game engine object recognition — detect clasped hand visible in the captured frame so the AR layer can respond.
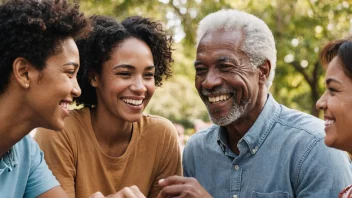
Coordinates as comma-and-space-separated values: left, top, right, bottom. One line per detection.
157, 175, 212, 198
89, 186, 145, 198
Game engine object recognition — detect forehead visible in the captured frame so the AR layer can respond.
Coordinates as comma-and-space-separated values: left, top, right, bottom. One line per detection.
326, 56, 351, 81
114, 38, 152, 58
107, 38, 153, 66
196, 30, 248, 62
44, 38, 79, 66
101, 38, 154, 73
197, 30, 245, 53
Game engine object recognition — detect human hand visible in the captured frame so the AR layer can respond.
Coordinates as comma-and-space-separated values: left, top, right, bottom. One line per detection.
157, 175, 212, 198
89, 186, 145, 198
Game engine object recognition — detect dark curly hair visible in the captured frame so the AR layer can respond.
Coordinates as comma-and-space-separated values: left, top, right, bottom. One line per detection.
0, 0, 89, 94
320, 38, 352, 78
75, 15, 174, 107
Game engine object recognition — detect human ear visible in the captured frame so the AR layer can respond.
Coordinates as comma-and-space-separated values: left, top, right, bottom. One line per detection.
12, 57, 32, 89
89, 71, 99, 87
258, 60, 271, 85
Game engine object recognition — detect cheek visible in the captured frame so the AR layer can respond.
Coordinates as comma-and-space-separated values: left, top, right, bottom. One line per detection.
98, 82, 123, 98
329, 99, 345, 117
109, 79, 129, 91
146, 82, 155, 97
49, 76, 72, 94
195, 77, 202, 89
337, 109, 352, 131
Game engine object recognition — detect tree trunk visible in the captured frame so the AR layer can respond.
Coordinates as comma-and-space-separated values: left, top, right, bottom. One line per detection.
310, 62, 322, 118
310, 84, 320, 117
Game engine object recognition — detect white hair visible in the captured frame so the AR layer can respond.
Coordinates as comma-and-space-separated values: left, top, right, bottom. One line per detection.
196, 9, 277, 88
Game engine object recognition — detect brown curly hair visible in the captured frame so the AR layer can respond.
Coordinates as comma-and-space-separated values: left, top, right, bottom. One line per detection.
0, 0, 89, 94
75, 15, 174, 107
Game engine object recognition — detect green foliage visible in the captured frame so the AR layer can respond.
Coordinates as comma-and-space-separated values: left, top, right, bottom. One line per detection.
79, 0, 352, 126
145, 75, 209, 129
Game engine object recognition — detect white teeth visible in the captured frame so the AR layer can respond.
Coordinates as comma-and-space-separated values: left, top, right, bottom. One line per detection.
123, 99, 143, 106
208, 94, 231, 103
324, 119, 335, 126
59, 102, 69, 110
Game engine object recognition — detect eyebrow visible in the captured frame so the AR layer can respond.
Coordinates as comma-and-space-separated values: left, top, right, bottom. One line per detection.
326, 78, 342, 85
194, 56, 240, 67
217, 56, 239, 65
113, 64, 155, 70
63, 62, 79, 68
194, 60, 202, 67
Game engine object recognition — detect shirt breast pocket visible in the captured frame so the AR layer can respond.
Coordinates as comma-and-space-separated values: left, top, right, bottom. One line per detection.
252, 191, 289, 198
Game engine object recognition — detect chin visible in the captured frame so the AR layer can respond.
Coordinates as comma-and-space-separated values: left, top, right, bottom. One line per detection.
324, 136, 333, 147
324, 136, 339, 149
46, 120, 65, 131
124, 115, 143, 123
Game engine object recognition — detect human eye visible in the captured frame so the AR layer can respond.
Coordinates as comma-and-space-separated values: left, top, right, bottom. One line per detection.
328, 87, 339, 95
115, 71, 131, 77
144, 72, 155, 79
66, 69, 76, 78
218, 64, 233, 71
195, 65, 207, 75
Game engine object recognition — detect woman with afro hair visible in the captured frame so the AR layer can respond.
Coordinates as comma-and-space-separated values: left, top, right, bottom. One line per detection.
35, 15, 182, 198
0, 0, 88, 197
0, 0, 145, 197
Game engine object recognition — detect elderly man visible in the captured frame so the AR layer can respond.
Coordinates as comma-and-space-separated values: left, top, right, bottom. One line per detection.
158, 9, 352, 198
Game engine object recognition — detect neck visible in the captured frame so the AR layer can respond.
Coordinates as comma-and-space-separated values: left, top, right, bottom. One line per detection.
225, 92, 268, 154
0, 91, 36, 158
90, 107, 133, 147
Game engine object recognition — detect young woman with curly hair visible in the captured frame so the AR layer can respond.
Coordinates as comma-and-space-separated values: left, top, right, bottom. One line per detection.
35, 15, 182, 198
0, 0, 146, 197
0, 0, 88, 197
316, 38, 352, 198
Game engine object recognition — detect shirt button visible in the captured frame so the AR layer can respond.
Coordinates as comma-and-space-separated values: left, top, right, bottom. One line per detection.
252, 146, 259, 154
233, 195, 238, 198
234, 165, 240, 170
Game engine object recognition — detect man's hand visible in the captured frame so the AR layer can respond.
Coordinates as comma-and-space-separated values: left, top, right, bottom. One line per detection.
157, 175, 212, 198
89, 186, 145, 198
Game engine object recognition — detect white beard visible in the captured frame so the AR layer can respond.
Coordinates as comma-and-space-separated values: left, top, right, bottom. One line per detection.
208, 99, 249, 126
201, 88, 249, 126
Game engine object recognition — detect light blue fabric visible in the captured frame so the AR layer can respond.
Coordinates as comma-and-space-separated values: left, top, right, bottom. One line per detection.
183, 94, 352, 198
0, 135, 59, 198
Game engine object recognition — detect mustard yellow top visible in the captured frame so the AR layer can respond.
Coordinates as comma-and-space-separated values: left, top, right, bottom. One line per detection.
35, 108, 182, 198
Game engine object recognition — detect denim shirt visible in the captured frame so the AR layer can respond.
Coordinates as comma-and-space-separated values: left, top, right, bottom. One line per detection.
183, 94, 352, 198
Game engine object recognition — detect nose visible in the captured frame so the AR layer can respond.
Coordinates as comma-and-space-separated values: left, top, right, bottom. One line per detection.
130, 76, 147, 94
201, 69, 222, 90
316, 91, 327, 111
71, 78, 81, 97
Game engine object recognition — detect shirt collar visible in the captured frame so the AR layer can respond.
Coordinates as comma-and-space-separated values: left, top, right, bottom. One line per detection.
217, 126, 228, 153
0, 145, 19, 174
242, 93, 281, 154
217, 93, 281, 155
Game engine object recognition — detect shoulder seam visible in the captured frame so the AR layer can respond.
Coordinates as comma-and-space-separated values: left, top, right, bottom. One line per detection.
275, 118, 323, 139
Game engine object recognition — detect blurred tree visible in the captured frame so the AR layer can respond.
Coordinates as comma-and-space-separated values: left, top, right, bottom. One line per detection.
240, 0, 352, 117
79, 0, 352, 123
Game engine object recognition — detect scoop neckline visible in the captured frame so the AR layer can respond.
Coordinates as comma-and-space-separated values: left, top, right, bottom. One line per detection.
85, 108, 139, 161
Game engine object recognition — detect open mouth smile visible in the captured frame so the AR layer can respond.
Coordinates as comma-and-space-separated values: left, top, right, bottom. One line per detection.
208, 93, 233, 103
122, 98, 143, 106
59, 101, 71, 114
324, 119, 335, 126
